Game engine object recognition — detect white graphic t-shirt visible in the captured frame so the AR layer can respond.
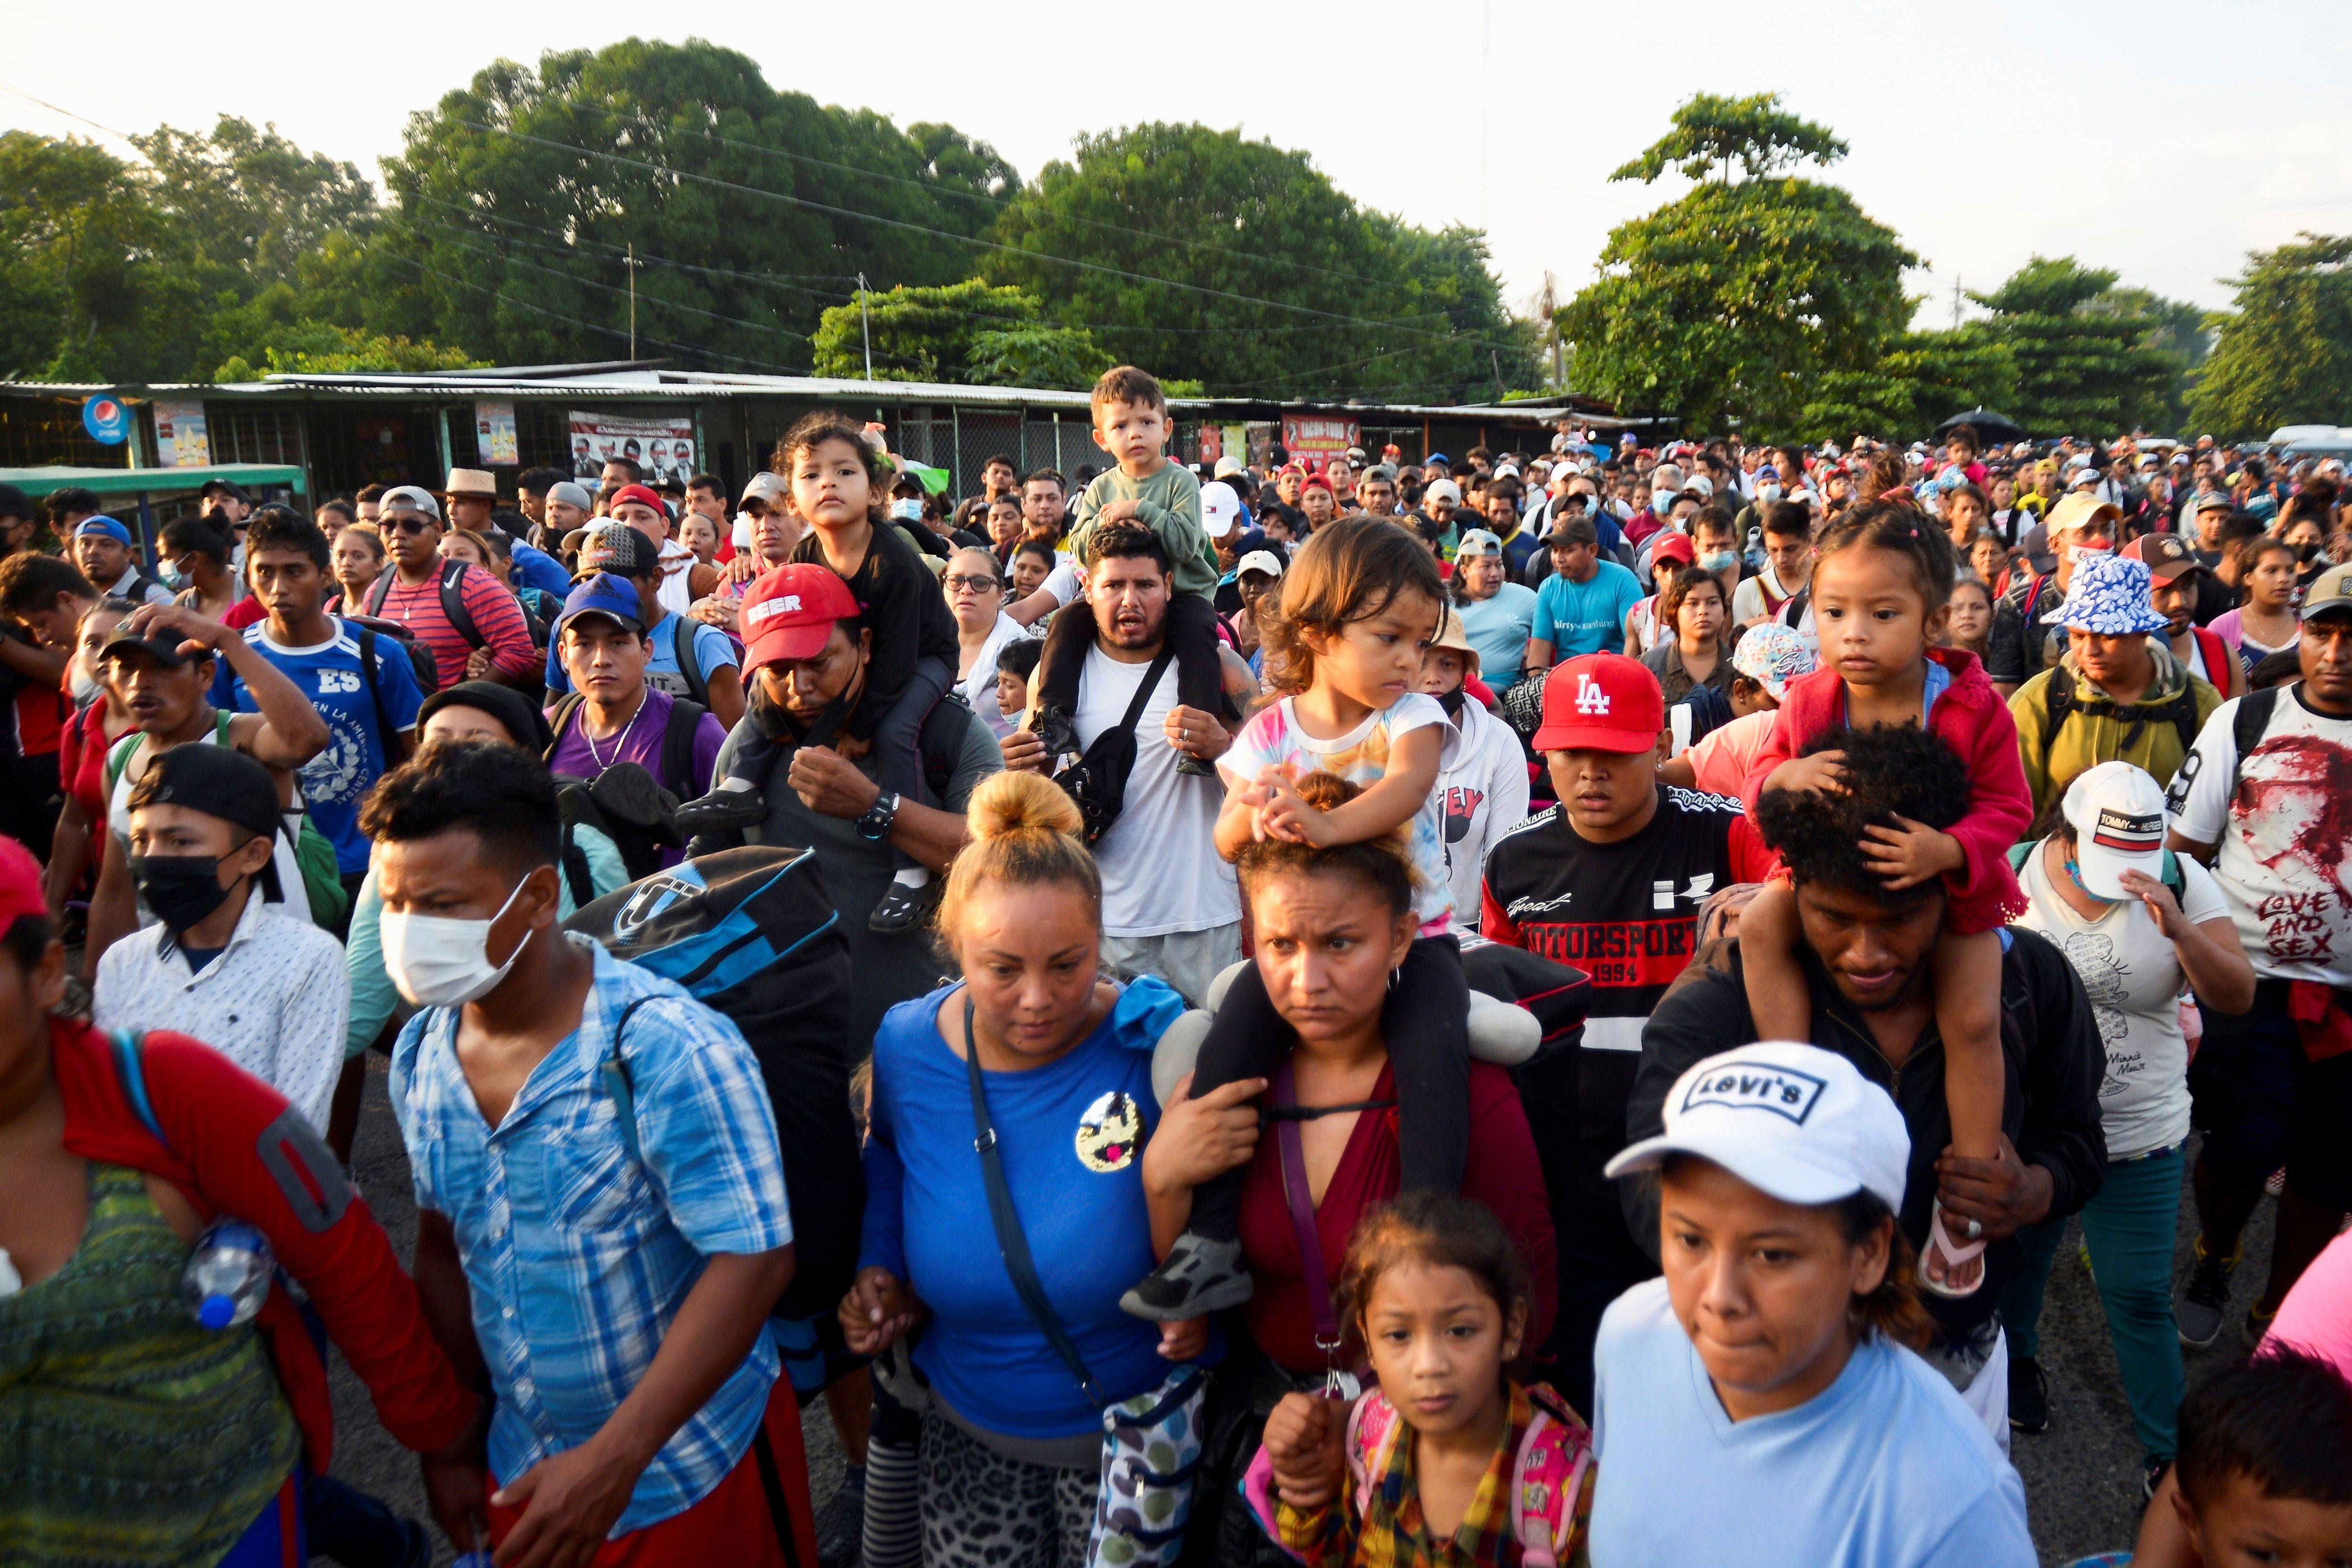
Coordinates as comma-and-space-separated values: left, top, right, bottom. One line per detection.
1222, 692, 1453, 933
2168, 687, 2352, 985
2014, 842, 2225, 1159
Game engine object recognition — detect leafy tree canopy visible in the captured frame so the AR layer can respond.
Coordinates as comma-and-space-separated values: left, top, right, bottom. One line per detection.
1969, 255, 2178, 437
2188, 232, 2352, 441
985, 122, 1527, 400
1564, 95, 1914, 438
808, 278, 1109, 389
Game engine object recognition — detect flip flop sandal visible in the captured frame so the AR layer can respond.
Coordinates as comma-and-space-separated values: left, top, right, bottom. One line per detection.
1917, 1200, 1987, 1298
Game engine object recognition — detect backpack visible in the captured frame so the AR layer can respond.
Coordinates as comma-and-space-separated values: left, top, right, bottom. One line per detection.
659, 613, 710, 709
341, 614, 440, 695
2034, 662, 2203, 787
544, 694, 710, 882
2189, 625, 2231, 691
105, 716, 348, 935
563, 845, 860, 1319
364, 559, 485, 649
1051, 644, 1175, 845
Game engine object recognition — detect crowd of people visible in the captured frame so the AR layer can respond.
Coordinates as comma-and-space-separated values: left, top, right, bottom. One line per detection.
1, 378, 2351, 1568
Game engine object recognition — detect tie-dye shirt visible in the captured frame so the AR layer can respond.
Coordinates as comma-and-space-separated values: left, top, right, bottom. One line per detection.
1222, 692, 1454, 933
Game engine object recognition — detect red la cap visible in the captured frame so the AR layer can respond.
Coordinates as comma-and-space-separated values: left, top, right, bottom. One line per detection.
606, 484, 668, 518
1648, 531, 1696, 566
740, 564, 862, 672
0, 834, 46, 929
1532, 653, 1666, 754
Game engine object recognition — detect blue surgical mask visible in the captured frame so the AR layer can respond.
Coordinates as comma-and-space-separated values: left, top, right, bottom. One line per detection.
1699, 551, 1737, 572
889, 498, 924, 522
158, 560, 185, 588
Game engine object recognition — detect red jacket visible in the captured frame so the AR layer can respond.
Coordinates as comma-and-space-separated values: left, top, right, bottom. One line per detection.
1742, 646, 2032, 933
54, 1019, 478, 1470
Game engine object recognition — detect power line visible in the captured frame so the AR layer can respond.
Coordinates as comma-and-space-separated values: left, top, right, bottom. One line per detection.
452, 118, 1514, 353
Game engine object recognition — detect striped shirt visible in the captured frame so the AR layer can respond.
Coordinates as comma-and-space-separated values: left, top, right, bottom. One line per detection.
371, 561, 537, 691
390, 939, 793, 1534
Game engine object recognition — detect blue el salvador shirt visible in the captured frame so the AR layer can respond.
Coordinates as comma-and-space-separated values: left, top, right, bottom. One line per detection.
213, 619, 422, 874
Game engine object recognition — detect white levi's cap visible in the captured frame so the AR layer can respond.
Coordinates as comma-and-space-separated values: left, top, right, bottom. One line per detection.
1605, 1042, 1910, 1213
2060, 760, 2168, 900
1200, 480, 1242, 539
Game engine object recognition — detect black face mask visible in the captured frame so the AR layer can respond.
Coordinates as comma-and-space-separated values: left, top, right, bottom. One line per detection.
2297, 542, 2323, 563
129, 853, 236, 933
1436, 686, 1469, 719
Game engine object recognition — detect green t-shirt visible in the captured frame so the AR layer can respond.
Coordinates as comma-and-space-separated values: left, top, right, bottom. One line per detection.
1068, 462, 1218, 599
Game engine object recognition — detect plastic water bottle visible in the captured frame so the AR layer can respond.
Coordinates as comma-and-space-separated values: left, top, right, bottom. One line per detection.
180, 1219, 274, 1330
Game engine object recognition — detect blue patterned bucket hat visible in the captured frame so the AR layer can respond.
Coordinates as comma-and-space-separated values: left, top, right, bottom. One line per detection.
2058, 552, 2169, 636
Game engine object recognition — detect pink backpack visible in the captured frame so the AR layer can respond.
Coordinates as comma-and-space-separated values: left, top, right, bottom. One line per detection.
1245, 1382, 1593, 1566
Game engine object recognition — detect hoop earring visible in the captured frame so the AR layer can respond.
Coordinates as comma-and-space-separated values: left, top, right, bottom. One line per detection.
1389, 966, 1402, 990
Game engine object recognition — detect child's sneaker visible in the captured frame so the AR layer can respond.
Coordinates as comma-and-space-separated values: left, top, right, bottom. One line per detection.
1119, 1233, 1254, 1321
1176, 754, 1217, 778
1033, 705, 1081, 772
2176, 1235, 2241, 1349
2243, 1297, 2279, 1348
675, 777, 773, 835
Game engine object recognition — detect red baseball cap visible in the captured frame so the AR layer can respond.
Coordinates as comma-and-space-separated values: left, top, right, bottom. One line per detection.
1531, 653, 1666, 754
740, 564, 862, 672
0, 834, 46, 930
606, 483, 668, 517
1648, 531, 1696, 567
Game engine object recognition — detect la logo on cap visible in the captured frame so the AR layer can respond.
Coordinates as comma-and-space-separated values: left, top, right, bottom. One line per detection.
1574, 673, 1612, 715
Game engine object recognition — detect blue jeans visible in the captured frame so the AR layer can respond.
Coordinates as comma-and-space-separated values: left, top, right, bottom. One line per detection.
1999, 1145, 2187, 1464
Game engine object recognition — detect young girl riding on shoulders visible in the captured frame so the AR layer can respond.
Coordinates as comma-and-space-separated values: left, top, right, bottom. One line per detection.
1121, 517, 1470, 1321
1739, 500, 2033, 1298
1252, 1193, 1594, 1567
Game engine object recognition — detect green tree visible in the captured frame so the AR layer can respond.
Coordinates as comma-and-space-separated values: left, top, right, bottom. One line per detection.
375, 38, 1015, 372
134, 117, 378, 286
0, 130, 180, 380
807, 278, 1109, 387
1969, 257, 2175, 436
1793, 326, 2019, 446
2188, 233, 2352, 441
985, 123, 1523, 399
1562, 94, 1916, 436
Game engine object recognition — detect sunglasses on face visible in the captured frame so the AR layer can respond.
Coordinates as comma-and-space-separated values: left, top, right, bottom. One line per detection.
386, 514, 437, 536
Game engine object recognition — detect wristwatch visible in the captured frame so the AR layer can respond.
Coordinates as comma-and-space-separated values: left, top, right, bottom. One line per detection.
855, 791, 901, 841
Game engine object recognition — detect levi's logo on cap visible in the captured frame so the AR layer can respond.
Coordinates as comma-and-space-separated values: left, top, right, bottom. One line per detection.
746, 594, 803, 627
1680, 1063, 1829, 1125
2092, 807, 2163, 851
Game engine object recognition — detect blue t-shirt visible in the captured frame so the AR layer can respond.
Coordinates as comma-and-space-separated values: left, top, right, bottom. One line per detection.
859, 977, 1197, 1438
545, 610, 740, 701
212, 619, 422, 874
1456, 583, 1541, 691
508, 540, 574, 598
1589, 1279, 2035, 1568
1533, 558, 1645, 661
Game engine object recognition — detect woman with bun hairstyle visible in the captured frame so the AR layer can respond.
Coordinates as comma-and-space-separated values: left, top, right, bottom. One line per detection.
1161, 771, 1556, 1567
840, 769, 1231, 1567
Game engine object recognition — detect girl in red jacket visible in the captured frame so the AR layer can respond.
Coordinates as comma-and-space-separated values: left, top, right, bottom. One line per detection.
1739, 501, 2033, 1298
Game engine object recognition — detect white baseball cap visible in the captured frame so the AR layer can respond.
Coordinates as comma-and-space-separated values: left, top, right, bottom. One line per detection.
1606, 1042, 1910, 1213
1236, 549, 1284, 579
1200, 480, 1242, 539
1213, 454, 1246, 478
1425, 478, 1462, 505
1455, 528, 1504, 559
2060, 761, 2168, 899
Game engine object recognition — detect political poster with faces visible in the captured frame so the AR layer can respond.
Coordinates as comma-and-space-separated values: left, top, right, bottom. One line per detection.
569, 411, 695, 486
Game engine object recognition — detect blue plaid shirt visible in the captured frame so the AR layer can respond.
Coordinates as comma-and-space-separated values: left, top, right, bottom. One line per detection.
391, 938, 792, 1535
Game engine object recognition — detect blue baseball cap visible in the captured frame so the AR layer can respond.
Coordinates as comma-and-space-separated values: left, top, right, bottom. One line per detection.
557, 572, 646, 637
75, 515, 132, 545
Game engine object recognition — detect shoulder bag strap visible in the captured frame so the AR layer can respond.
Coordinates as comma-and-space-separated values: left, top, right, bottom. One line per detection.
109, 1029, 167, 1145
1273, 1061, 1348, 1386
671, 614, 709, 708
545, 692, 588, 762
364, 567, 395, 616
1116, 644, 1178, 736
962, 993, 1107, 1409
354, 625, 398, 754
440, 560, 485, 650
598, 995, 657, 1167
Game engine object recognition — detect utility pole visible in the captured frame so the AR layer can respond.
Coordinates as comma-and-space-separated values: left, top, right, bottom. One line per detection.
1539, 271, 1562, 389
626, 243, 640, 359
858, 272, 874, 382
1951, 276, 1962, 332
1479, 0, 1492, 230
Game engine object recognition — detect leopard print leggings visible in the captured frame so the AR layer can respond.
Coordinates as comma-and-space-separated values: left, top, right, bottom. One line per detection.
918, 1412, 1096, 1568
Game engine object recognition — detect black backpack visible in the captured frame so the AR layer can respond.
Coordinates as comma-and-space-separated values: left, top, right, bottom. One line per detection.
564, 845, 860, 1320
1050, 644, 1174, 845
2035, 662, 2203, 785
342, 614, 440, 694
546, 694, 710, 881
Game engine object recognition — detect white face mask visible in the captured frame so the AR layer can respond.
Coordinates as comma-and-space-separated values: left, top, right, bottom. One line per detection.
380, 876, 533, 1008
732, 511, 757, 551
68, 661, 101, 705
1758, 483, 1783, 503
890, 498, 924, 522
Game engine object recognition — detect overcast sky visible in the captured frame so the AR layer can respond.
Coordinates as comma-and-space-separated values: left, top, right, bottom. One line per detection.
7, 0, 2349, 331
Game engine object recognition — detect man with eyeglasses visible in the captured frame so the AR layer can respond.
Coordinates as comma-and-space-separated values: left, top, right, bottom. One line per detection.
360, 488, 538, 692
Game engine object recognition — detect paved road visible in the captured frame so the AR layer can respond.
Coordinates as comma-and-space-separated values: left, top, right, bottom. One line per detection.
326, 1056, 2270, 1567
